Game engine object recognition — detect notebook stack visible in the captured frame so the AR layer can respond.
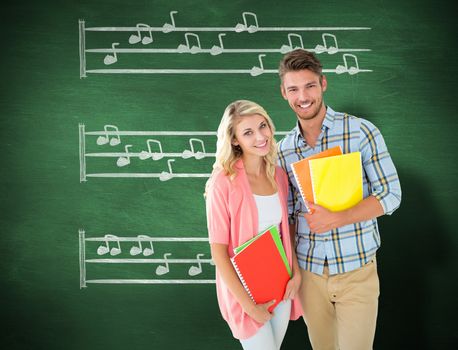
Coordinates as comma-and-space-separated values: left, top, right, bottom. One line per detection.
291, 146, 363, 212
231, 225, 291, 312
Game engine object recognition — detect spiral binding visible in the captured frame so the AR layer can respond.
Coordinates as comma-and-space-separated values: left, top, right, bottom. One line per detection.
291, 163, 311, 213
230, 257, 255, 303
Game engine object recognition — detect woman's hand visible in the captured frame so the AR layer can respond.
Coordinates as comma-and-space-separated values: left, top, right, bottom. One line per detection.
283, 271, 301, 300
244, 300, 276, 324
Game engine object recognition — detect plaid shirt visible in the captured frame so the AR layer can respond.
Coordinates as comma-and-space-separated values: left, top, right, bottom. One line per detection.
278, 106, 401, 275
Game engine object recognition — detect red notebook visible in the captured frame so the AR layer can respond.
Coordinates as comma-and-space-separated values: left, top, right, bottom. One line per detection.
231, 228, 290, 312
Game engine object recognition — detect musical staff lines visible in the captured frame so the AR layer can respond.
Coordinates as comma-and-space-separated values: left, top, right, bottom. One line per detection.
84, 26, 372, 32
79, 229, 214, 287
79, 123, 289, 182
79, 11, 373, 78
85, 47, 370, 54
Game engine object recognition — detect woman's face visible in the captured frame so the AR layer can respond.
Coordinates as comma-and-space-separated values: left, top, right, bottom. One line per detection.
232, 114, 272, 159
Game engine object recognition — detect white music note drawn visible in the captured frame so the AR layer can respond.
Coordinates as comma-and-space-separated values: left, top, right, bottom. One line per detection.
188, 253, 205, 276
210, 33, 226, 56
162, 11, 178, 33
96, 125, 121, 146
182, 138, 206, 159
155, 253, 172, 275
103, 43, 119, 65
280, 33, 304, 54
336, 54, 360, 75
117, 144, 132, 167
129, 23, 153, 45
97, 234, 122, 256
235, 12, 259, 33
177, 33, 202, 54
250, 54, 266, 76
130, 235, 154, 256
139, 139, 164, 161
159, 159, 175, 181
315, 33, 339, 54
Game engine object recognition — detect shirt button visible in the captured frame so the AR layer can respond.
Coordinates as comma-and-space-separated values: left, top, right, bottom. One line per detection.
324, 238, 328, 242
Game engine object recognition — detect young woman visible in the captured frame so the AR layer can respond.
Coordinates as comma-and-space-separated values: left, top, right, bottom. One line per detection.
205, 100, 302, 350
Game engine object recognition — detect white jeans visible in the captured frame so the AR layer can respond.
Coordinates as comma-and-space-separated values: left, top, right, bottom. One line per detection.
239, 300, 292, 350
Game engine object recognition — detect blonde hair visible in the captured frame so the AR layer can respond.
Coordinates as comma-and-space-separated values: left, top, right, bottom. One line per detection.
211, 100, 278, 189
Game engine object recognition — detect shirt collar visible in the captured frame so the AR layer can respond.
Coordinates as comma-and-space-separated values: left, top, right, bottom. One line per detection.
323, 106, 336, 130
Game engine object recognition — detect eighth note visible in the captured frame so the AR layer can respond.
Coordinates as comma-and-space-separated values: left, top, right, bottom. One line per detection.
162, 10, 178, 33
315, 33, 339, 55
280, 33, 304, 54
177, 33, 202, 54
96, 125, 121, 146
210, 33, 226, 56
188, 253, 205, 276
117, 144, 132, 167
250, 54, 266, 77
97, 234, 121, 256
336, 54, 360, 75
156, 253, 172, 275
129, 23, 153, 45
139, 139, 164, 161
159, 159, 175, 181
182, 138, 206, 160
103, 42, 119, 65
234, 12, 259, 33
130, 235, 154, 256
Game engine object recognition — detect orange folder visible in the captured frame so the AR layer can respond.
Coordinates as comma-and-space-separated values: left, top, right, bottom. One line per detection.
291, 146, 342, 207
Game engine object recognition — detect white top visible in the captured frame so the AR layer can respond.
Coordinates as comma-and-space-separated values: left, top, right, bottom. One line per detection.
253, 192, 282, 233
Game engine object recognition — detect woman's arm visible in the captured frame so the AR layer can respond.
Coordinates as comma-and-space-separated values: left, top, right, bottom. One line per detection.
211, 243, 276, 323
282, 224, 301, 300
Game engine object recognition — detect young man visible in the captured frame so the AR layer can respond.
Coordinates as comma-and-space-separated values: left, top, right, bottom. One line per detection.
277, 49, 401, 350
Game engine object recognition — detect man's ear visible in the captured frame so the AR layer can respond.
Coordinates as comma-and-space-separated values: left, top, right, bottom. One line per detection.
321, 75, 327, 92
280, 84, 287, 100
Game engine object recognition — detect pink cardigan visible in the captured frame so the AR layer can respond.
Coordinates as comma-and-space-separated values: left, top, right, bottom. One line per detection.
206, 159, 302, 339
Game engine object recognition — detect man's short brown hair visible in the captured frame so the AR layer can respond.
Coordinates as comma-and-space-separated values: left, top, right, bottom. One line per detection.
278, 49, 323, 82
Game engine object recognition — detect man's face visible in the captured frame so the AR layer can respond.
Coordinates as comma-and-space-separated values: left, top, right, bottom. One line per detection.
280, 69, 327, 122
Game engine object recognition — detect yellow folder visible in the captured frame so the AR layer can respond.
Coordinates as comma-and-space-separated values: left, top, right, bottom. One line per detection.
308, 152, 363, 211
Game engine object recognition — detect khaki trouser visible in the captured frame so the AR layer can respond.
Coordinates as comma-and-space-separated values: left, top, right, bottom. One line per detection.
299, 258, 379, 350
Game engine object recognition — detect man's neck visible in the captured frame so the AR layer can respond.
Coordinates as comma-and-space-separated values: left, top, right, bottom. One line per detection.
298, 106, 327, 148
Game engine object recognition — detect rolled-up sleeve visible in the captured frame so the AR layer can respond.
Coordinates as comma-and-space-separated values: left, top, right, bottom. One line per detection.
360, 120, 402, 215
206, 175, 231, 244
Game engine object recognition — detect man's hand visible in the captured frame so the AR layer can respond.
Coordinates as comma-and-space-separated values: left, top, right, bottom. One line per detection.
303, 202, 342, 233
283, 271, 301, 300
304, 197, 385, 234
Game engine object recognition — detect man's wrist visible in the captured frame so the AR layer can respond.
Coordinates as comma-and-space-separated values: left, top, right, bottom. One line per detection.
333, 210, 348, 229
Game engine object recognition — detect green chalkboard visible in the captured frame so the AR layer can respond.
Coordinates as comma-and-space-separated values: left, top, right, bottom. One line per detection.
2, 0, 456, 349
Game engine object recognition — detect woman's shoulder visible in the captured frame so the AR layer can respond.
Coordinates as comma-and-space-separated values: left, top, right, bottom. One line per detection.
275, 166, 289, 193
275, 166, 288, 182
207, 168, 232, 191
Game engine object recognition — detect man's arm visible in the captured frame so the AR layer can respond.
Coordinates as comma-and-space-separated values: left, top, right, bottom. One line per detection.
304, 119, 401, 233
304, 196, 383, 233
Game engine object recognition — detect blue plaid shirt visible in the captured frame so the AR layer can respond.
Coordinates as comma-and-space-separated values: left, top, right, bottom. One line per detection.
278, 106, 401, 275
